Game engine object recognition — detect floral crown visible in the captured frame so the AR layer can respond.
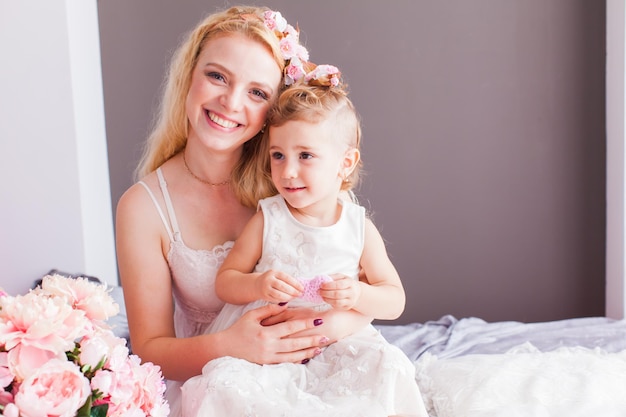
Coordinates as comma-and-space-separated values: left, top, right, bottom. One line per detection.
261, 10, 341, 88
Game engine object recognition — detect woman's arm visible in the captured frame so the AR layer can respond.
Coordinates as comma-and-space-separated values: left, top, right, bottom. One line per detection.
116, 182, 214, 381
116, 184, 325, 381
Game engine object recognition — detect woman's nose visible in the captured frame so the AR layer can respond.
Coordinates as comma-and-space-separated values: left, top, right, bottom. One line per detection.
220, 87, 244, 112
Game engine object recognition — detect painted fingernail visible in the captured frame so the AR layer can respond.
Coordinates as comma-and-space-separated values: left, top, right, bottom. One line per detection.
314, 348, 322, 355
313, 318, 323, 326
320, 336, 330, 345
278, 302, 288, 306
301, 358, 310, 364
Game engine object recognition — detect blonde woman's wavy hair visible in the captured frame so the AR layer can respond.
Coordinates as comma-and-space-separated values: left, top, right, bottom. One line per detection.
257, 82, 362, 199
135, 6, 286, 207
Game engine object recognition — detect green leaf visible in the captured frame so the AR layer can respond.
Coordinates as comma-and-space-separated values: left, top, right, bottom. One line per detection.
90, 404, 109, 417
75, 397, 92, 417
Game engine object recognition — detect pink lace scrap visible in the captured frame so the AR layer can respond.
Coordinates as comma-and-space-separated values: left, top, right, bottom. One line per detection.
297, 274, 333, 303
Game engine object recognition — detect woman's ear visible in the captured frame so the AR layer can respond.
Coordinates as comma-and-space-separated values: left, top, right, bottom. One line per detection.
342, 148, 360, 179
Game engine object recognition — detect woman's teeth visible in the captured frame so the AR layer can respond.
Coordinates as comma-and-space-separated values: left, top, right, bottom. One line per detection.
209, 112, 239, 128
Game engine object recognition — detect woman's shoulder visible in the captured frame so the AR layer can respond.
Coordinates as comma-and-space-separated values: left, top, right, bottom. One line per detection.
119, 173, 154, 204
116, 170, 163, 222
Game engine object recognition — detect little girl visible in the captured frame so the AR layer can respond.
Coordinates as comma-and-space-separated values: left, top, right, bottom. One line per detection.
181, 66, 427, 417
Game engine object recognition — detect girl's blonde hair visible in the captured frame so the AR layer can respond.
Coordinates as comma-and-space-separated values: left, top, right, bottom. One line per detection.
135, 6, 285, 207
257, 82, 362, 199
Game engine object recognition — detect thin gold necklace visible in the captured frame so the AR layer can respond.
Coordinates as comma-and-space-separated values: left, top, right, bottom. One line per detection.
182, 150, 230, 187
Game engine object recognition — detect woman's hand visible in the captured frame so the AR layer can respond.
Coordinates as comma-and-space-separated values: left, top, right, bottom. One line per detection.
261, 306, 373, 343
220, 303, 326, 364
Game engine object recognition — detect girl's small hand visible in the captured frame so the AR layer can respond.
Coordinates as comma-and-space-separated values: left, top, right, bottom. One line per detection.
319, 274, 361, 310
255, 269, 303, 303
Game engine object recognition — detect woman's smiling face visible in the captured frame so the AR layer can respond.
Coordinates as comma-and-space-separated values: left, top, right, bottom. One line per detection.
185, 33, 282, 152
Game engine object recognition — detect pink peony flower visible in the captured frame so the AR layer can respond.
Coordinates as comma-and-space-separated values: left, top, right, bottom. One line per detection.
36, 274, 119, 322
1, 403, 19, 417
14, 359, 91, 417
91, 355, 168, 417
0, 353, 13, 389
0, 292, 89, 380
79, 328, 128, 370
0, 390, 14, 407
6, 343, 65, 382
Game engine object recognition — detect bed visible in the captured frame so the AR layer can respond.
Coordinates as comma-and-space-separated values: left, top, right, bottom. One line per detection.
102, 279, 626, 416
378, 315, 626, 417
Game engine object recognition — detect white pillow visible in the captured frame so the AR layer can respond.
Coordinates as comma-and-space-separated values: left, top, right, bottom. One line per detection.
414, 344, 626, 417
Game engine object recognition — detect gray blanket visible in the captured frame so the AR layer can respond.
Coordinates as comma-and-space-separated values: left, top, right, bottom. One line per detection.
376, 315, 626, 361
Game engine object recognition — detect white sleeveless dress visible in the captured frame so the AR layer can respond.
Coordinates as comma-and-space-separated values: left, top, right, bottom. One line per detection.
139, 168, 231, 417
181, 195, 428, 417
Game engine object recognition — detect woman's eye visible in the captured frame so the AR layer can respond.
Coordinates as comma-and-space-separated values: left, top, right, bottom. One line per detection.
300, 152, 313, 160
271, 152, 284, 160
207, 72, 225, 82
251, 89, 269, 101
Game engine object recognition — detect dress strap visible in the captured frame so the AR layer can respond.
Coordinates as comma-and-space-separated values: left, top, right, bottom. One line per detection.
138, 179, 174, 242
155, 168, 182, 237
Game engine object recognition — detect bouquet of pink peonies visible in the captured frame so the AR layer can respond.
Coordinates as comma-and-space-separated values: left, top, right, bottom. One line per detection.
0, 274, 169, 417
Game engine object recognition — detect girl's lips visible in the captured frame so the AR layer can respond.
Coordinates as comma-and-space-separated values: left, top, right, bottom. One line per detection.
284, 186, 305, 192
207, 110, 240, 129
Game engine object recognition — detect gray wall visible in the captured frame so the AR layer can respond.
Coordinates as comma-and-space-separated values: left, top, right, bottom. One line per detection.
98, 0, 606, 324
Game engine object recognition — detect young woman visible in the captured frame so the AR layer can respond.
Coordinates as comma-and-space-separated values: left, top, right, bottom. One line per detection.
115, 6, 372, 416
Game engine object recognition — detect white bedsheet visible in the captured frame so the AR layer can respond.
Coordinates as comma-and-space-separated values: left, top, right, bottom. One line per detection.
414, 344, 626, 417
376, 316, 626, 417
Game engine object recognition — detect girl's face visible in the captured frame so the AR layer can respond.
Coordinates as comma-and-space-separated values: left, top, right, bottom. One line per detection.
269, 118, 357, 216
186, 34, 282, 153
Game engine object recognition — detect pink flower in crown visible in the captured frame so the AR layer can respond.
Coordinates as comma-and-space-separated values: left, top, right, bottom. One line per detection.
279, 36, 299, 60
14, 358, 91, 417
305, 64, 341, 87
263, 10, 287, 34
35, 274, 119, 323
285, 57, 306, 85
295, 44, 309, 62
284, 24, 299, 41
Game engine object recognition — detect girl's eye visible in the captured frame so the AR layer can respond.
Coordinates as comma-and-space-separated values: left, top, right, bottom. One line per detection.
207, 72, 225, 82
300, 152, 313, 160
271, 151, 284, 160
251, 89, 269, 101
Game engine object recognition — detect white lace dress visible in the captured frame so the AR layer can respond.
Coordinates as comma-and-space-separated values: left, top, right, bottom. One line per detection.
180, 195, 428, 417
